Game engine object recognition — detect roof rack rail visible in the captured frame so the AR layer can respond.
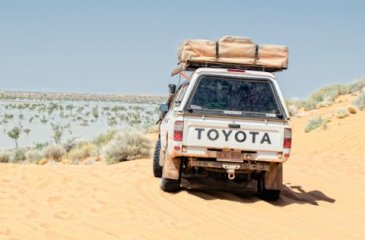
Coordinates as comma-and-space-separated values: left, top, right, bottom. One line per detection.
171, 61, 285, 76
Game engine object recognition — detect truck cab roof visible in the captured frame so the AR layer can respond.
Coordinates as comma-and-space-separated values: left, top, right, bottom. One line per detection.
193, 68, 276, 80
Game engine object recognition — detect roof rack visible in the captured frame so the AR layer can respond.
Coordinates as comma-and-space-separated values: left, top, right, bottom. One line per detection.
171, 61, 286, 76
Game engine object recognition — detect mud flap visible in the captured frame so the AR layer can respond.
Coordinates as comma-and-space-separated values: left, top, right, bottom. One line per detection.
264, 163, 283, 190
162, 154, 182, 180
159, 147, 165, 167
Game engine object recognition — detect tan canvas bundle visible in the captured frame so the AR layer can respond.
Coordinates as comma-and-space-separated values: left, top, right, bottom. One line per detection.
256, 44, 288, 68
178, 40, 217, 63
175, 36, 288, 74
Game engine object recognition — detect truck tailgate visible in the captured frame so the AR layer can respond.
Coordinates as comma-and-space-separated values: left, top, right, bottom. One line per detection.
183, 116, 285, 152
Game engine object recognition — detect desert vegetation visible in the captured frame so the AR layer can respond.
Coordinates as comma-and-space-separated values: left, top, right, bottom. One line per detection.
285, 78, 365, 133
304, 116, 329, 133
335, 107, 350, 119
0, 92, 161, 164
346, 105, 358, 114
354, 92, 365, 110
0, 128, 151, 165
101, 129, 150, 164
286, 78, 365, 113
0, 91, 164, 103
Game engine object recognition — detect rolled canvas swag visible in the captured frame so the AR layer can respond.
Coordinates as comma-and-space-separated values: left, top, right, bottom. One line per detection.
177, 36, 288, 70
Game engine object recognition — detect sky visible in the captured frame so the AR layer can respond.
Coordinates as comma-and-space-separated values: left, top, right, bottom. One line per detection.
0, 0, 364, 99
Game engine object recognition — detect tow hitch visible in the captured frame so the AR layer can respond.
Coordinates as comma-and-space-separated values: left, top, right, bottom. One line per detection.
222, 164, 240, 180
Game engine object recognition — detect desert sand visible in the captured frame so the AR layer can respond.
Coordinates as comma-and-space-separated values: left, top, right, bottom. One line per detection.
1, 95, 365, 240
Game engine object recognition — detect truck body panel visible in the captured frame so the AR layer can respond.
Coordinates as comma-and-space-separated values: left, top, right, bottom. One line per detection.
160, 68, 291, 164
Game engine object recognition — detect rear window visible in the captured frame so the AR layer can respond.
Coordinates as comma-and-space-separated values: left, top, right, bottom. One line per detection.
188, 76, 281, 117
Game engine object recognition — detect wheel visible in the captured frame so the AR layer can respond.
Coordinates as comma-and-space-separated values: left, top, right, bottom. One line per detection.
257, 173, 281, 201
160, 178, 181, 193
160, 156, 182, 193
152, 139, 163, 178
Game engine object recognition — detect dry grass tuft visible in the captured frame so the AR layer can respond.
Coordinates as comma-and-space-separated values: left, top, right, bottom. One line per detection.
305, 116, 329, 133
43, 144, 65, 162
335, 108, 349, 119
38, 159, 48, 165
346, 105, 358, 114
67, 143, 98, 163
0, 151, 10, 163
101, 129, 150, 164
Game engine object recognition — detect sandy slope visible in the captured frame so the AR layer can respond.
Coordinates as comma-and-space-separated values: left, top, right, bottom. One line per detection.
1, 96, 365, 240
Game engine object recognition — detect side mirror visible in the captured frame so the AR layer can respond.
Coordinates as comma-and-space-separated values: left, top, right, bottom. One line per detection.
168, 84, 176, 94
159, 104, 169, 112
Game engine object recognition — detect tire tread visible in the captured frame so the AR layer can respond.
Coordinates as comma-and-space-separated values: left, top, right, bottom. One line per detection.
153, 139, 163, 178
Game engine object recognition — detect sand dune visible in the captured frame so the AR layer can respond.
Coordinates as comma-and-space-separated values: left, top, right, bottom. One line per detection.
1, 96, 365, 240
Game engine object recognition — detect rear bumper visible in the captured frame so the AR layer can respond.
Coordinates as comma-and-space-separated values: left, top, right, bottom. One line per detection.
170, 145, 289, 163
188, 160, 270, 172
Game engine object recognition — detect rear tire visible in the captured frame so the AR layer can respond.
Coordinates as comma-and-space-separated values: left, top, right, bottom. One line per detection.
160, 156, 182, 193
257, 173, 281, 201
152, 139, 163, 178
160, 178, 181, 193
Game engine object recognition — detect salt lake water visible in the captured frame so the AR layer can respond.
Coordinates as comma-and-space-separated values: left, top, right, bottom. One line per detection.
0, 99, 160, 149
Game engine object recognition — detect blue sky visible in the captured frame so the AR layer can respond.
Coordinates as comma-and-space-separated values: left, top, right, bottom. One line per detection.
0, 0, 364, 98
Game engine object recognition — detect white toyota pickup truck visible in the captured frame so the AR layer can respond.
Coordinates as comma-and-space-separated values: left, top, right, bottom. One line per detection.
153, 67, 292, 200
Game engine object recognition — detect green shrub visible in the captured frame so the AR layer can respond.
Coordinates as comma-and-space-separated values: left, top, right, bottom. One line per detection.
354, 92, 365, 110
25, 149, 43, 163
43, 144, 65, 161
93, 129, 117, 147
10, 148, 26, 163
34, 142, 50, 150
335, 108, 349, 119
301, 99, 318, 111
317, 100, 332, 108
305, 84, 348, 110
309, 85, 335, 102
346, 78, 365, 93
304, 116, 329, 133
101, 129, 150, 164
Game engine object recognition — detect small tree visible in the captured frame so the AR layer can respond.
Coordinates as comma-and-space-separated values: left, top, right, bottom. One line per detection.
92, 106, 99, 120
50, 122, 69, 144
7, 126, 21, 148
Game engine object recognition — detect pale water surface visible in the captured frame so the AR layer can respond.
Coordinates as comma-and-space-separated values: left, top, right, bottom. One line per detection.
0, 99, 159, 149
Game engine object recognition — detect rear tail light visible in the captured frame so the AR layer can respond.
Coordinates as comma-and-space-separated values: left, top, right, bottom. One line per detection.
283, 128, 292, 148
173, 121, 184, 141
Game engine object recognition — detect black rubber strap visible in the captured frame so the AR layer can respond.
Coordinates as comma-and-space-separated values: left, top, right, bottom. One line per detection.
255, 45, 259, 62
216, 41, 219, 59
